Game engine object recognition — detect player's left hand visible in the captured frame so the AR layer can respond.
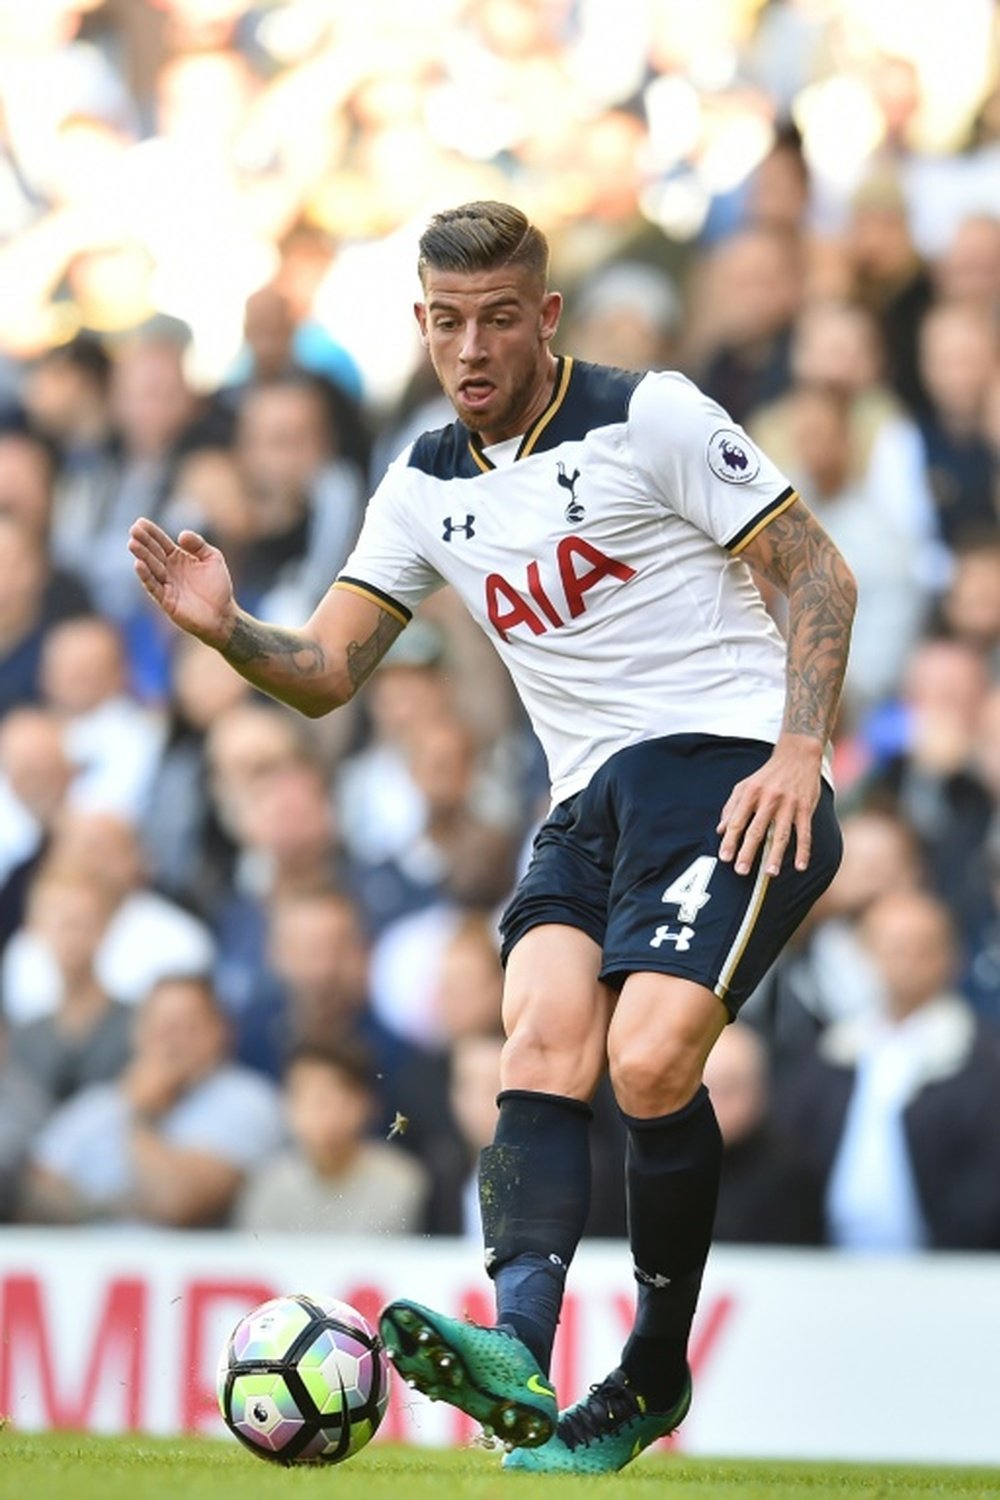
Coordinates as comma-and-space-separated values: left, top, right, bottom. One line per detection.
716, 733, 824, 877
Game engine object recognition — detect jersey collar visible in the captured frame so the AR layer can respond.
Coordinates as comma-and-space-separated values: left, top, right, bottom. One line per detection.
467, 356, 574, 473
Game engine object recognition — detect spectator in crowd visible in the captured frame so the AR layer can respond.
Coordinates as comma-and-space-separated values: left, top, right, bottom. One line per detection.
844, 171, 934, 418
38, 613, 165, 818
203, 698, 315, 853
778, 890, 1000, 1251
2, 808, 214, 1022
698, 225, 803, 423
916, 302, 998, 548
956, 687, 1000, 1021
235, 285, 298, 388
140, 633, 251, 908
749, 300, 947, 595
861, 637, 992, 918
354, 714, 513, 936
782, 382, 928, 713
744, 123, 811, 237
938, 530, 1000, 669
0, 514, 76, 715
746, 806, 927, 1064
934, 214, 1000, 319
564, 261, 681, 374
0, 435, 95, 663
21, 336, 114, 467
223, 375, 364, 622
7, 860, 131, 1103
336, 619, 452, 866
226, 282, 368, 459
271, 224, 346, 378
0, 428, 94, 619
965, 837, 1000, 1028
0, 430, 58, 531
20, 973, 283, 1227
703, 1020, 823, 1246
167, 445, 253, 550
20, 338, 117, 574
232, 887, 405, 1104
212, 755, 358, 1017
0, 1017, 49, 1222
62, 334, 207, 622
0, 706, 74, 948
233, 1041, 429, 1234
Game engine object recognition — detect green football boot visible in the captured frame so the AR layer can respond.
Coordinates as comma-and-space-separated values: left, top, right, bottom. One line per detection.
503, 1365, 692, 1474
378, 1299, 557, 1448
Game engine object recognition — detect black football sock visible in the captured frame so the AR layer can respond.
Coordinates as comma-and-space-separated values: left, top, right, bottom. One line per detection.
619, 1085, 722, 1410
479, 1088, 592, 1375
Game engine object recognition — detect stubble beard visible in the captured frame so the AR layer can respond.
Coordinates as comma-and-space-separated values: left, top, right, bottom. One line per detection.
452, 360, 539, 443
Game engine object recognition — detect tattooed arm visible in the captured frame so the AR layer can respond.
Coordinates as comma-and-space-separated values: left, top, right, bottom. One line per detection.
219, 599, 405, 715
740, 497, 857, 746
127, 518, 405, 716
716, 497, 857, 877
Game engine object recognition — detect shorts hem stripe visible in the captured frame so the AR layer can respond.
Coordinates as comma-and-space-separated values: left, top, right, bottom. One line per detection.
714, 836, 772, 1000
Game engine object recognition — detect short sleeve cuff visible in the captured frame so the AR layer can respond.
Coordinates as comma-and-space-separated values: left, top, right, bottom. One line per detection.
726, 486, 799, 555
334, 576, 413, 625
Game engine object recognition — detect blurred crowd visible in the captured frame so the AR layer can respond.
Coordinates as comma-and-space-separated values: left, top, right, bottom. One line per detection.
0, 0, 998, 1253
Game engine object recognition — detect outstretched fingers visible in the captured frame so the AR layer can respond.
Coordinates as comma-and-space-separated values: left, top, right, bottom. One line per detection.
129, 517, 175, 558
176, 529, 213, 559
128, 517, 181, 597
128, 519, 169, 574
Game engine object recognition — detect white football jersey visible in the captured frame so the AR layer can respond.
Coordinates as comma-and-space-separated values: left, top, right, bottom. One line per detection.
338, 360, 800, 805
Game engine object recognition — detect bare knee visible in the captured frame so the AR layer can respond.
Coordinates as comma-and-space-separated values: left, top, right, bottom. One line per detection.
609, 1031, 705, 1116
607, 976, 726, 1117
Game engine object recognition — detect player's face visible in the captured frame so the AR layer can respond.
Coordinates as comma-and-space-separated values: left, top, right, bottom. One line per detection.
416, 265, 562, 444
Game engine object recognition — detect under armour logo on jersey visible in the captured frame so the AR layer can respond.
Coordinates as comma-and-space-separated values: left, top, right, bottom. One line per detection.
556, 461, 585, 523
443, 514, 475, 542
649, 923, 695, 952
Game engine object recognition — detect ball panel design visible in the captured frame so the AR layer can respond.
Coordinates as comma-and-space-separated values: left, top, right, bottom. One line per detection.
345, 1416, 375, 1455
232, 1296, 312, 1361
229, 1372, 306, 1453
218, 1293, 391, 1467
295, 1426, 351, 1463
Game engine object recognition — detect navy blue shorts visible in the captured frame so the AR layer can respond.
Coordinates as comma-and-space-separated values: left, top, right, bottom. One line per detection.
499, 734, 842, 1016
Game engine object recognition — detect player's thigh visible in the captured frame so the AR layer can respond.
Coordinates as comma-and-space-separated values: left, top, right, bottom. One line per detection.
501, 923, 616, 1101
608, 971, 728, 1117
599, 742, 842, 1010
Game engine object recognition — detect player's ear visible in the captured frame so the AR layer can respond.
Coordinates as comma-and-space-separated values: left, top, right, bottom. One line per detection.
414, 302, 429, 345
539, 290, 562, 344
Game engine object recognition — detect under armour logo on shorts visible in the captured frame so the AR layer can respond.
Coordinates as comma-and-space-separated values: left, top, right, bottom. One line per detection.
649, 923, 696, 952
635, 1264, 672, 1288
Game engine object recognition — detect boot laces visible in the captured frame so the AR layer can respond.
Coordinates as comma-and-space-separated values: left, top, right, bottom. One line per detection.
558, 1372, 642, 1450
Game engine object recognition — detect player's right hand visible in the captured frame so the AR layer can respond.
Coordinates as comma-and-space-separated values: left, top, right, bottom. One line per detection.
128, 518, 236, 647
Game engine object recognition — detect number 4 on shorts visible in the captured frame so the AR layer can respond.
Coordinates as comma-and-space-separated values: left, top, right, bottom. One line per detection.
661, 855, 717, 924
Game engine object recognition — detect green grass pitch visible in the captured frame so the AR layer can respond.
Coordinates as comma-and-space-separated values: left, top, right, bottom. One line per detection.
2, 1434, 1000, 1500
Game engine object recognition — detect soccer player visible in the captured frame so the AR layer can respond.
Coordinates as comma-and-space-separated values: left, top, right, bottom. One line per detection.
129, 202, 856, 1473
